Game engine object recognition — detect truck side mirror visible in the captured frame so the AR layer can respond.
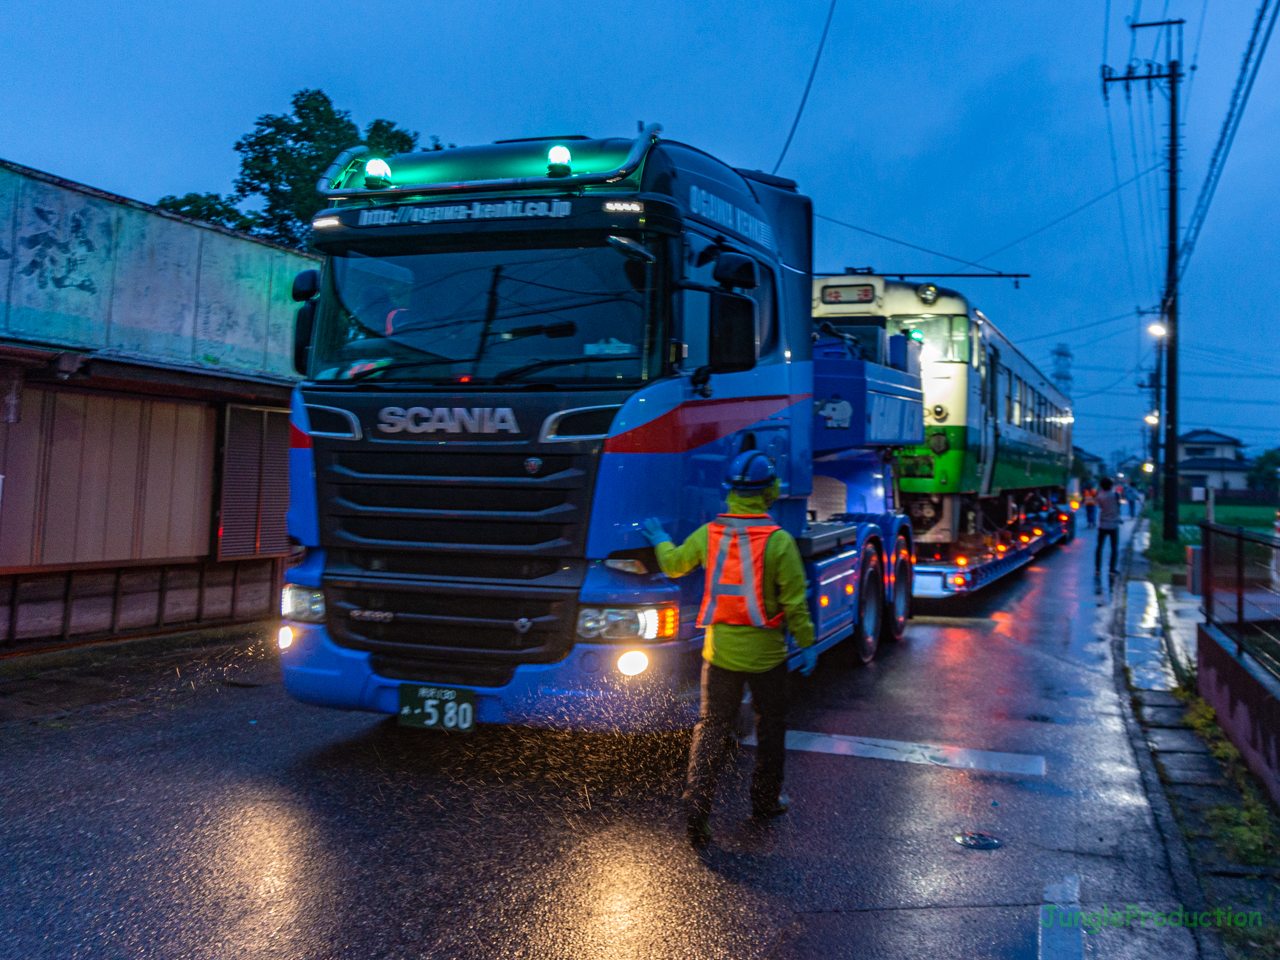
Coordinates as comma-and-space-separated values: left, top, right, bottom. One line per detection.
712, 253, 758, 290
294, 301, 315, 376
292, 269, 320, 303
708, 291, 757, 373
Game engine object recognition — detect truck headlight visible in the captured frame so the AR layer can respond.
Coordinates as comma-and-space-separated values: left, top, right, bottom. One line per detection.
282, 585, 325, 623
576, 605, 678, 641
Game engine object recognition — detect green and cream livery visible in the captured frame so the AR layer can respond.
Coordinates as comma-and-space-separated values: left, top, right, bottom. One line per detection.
813, 275, 1071, 547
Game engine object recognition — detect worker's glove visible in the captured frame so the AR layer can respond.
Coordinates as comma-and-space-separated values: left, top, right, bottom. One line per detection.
640, 517, 673, 547
798, 645, 818, 677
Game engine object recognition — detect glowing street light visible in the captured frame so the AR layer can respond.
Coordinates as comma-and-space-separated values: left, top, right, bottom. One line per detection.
1143, 462, 1155, 474
1148, 322, 1167, 337
1144, 411, 1160, 425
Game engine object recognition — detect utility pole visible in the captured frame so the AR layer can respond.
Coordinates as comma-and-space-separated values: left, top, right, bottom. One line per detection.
1103, 18, 1183, 542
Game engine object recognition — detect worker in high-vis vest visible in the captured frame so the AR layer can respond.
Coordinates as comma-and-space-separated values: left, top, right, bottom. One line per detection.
641, 450, 816, 847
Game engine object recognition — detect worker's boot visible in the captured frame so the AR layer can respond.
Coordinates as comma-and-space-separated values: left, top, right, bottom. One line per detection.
752, 792, 790, 819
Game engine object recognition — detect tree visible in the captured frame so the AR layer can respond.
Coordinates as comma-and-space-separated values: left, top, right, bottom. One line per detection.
156, 192, 260, 233
233, 89, 421, 247
157, 89, 440, 248
1247, 448, 1280, 494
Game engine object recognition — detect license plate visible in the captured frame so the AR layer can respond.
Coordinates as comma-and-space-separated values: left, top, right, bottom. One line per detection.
398, 684, 476, 731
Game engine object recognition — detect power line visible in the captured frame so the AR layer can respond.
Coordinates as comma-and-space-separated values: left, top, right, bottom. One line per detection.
1014, 309, 1136, 345
1179, 0, 1280, 279
814, 214, 988, 270
773, 0, 838, 174
973, 164, 1160, 263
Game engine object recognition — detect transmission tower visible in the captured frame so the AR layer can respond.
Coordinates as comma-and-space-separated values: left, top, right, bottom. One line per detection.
1051, 343, 1073, 396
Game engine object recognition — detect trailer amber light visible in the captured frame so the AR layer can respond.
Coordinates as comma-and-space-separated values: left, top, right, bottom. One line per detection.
845, 583, 854, 595
952, 575, 968, 587
617, 651, 648, 676
820, 595, 830, 607
996, 545, 1007, 553
1019, 535, 1030, 543
1070, 501, 1080, 510
956, 556, 968, 566
277, 626, 294, 650
1033, 528, 1043, 536
1058, 514, 1068, 522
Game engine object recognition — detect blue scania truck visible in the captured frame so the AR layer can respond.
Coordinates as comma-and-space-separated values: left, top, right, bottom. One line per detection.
279, 124, 923, 732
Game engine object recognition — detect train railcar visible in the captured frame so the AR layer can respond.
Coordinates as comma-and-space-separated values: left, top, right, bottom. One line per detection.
812, 274, 1072, 558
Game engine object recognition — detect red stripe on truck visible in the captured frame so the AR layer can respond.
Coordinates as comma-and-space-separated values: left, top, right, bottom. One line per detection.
604, 394, 810, 454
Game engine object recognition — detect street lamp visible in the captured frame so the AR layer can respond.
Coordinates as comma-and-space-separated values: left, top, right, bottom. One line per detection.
1143, 462, 1155, 474
1148, 322, 1168, 337
1145, 412, 1160, 425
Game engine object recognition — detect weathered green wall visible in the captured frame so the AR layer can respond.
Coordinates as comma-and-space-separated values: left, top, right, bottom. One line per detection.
0, 160, 318, 381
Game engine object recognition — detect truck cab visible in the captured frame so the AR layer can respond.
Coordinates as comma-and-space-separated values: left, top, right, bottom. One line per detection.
281, 126, 919, 732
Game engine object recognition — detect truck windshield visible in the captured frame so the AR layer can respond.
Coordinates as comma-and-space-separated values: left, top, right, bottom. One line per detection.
891, 315, 970, 363
310, 236, 664, 383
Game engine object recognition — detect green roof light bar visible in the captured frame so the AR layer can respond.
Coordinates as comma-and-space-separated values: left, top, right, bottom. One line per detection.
316, 123, 662, 200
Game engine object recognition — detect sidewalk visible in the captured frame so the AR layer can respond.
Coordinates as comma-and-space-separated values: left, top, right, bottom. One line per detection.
1123, 521, 1280, 958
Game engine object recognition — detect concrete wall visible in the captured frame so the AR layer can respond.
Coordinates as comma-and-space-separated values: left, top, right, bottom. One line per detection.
1198, 622, 1280, 806
0, 159, 317, 382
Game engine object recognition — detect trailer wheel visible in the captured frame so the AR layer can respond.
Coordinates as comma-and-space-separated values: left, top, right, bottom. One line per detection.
882, 535, 911, 643
853, 544, 883, 665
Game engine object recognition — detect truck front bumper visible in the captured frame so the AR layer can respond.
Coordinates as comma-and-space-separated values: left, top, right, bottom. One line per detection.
280, 623, 703, 733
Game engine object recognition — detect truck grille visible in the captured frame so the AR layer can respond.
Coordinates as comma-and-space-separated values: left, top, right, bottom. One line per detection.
325, 578, 578, 666
319, 450, 589, 555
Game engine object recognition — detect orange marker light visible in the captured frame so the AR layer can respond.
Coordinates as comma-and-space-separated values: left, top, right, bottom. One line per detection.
819, 595, 830, 607
1019, 534, 1030, 543
956, 556, 968, 566
952, 575, 967, 587
996, 544, 1007, 553
1058, 513, 1068, 522
1070, 501, 1080, 510
658, 606, 679, 638
845, 583, 854, 595
1033, 528, 1043, 536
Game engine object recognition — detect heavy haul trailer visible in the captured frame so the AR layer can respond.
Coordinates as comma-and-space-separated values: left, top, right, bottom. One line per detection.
279, 125, 922, 732
812, 274, 1075, 598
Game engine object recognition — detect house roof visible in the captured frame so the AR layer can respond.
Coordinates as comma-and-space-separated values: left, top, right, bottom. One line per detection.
1073, 446, 1104, 463
1178, 458, 1252, 471
1179, 429, 1241, 445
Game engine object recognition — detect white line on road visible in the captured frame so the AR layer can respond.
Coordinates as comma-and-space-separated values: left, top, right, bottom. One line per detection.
1039, 875, 1083, 960
742, 730, 1046, 776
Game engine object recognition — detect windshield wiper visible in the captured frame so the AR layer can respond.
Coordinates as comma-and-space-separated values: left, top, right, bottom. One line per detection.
344, 357, 461, 381
492, 355, 638, 383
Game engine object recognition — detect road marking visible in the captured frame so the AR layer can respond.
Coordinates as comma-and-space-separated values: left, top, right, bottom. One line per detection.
1038, 875, 1083, 960
742, 730, 1046, 776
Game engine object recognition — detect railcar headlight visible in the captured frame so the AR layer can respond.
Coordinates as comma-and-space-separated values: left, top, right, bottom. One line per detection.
576, 605, 678, 641
282, 585, 326, 623
931, 405, 949, 423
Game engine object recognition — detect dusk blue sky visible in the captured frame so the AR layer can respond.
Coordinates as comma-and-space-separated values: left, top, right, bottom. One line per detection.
2, 0, 1275, 464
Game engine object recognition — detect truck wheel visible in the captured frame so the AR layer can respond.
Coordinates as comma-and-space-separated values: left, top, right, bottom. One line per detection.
853, 544, 883, 665
882, 535, 911, 643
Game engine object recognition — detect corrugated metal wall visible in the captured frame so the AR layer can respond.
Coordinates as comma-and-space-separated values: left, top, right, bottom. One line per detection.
0, 386, 215, 568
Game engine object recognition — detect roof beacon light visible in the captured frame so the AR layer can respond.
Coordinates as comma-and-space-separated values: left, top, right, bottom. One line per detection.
547, 145, 572, 178
364, 158, 393, 189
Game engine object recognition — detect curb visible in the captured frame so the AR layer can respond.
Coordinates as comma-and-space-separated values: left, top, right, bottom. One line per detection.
1113, 520, 1227, 959
0, 621, 274, 680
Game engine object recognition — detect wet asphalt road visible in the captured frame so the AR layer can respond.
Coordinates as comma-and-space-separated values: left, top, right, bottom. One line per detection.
2, 517, 1196, 959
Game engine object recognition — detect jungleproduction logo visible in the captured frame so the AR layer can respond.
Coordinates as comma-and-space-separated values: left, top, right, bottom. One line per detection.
1042, 904, 1263, 934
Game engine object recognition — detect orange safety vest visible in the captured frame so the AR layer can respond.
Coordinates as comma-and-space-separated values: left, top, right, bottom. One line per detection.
697, 514, 786, 629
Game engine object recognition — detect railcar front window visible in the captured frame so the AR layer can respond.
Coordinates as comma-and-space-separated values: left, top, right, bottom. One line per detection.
892, 315, 970, 363
310, 237, 665, 384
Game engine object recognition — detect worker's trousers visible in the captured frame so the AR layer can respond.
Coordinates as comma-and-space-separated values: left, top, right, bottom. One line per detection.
683, 660, 788, 825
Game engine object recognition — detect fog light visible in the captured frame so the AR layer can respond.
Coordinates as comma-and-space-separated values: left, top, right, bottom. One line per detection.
278, 626, 294, 650
617, 650, 648, 676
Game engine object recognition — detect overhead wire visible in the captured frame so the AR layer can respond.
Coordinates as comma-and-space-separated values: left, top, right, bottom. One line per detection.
814, 214, 989, 270
773, 0, 838, 174
1014, 310, 1136, 346
1103, 0, 1141, 303
1179, 0, 1279, 279
1183, 0, 1210, 117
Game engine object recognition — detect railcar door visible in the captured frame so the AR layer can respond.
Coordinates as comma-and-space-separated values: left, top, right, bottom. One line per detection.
980, 344, 999, 495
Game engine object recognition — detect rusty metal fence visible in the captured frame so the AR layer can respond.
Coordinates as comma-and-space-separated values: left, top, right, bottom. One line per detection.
1203, 522, 1280, 680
